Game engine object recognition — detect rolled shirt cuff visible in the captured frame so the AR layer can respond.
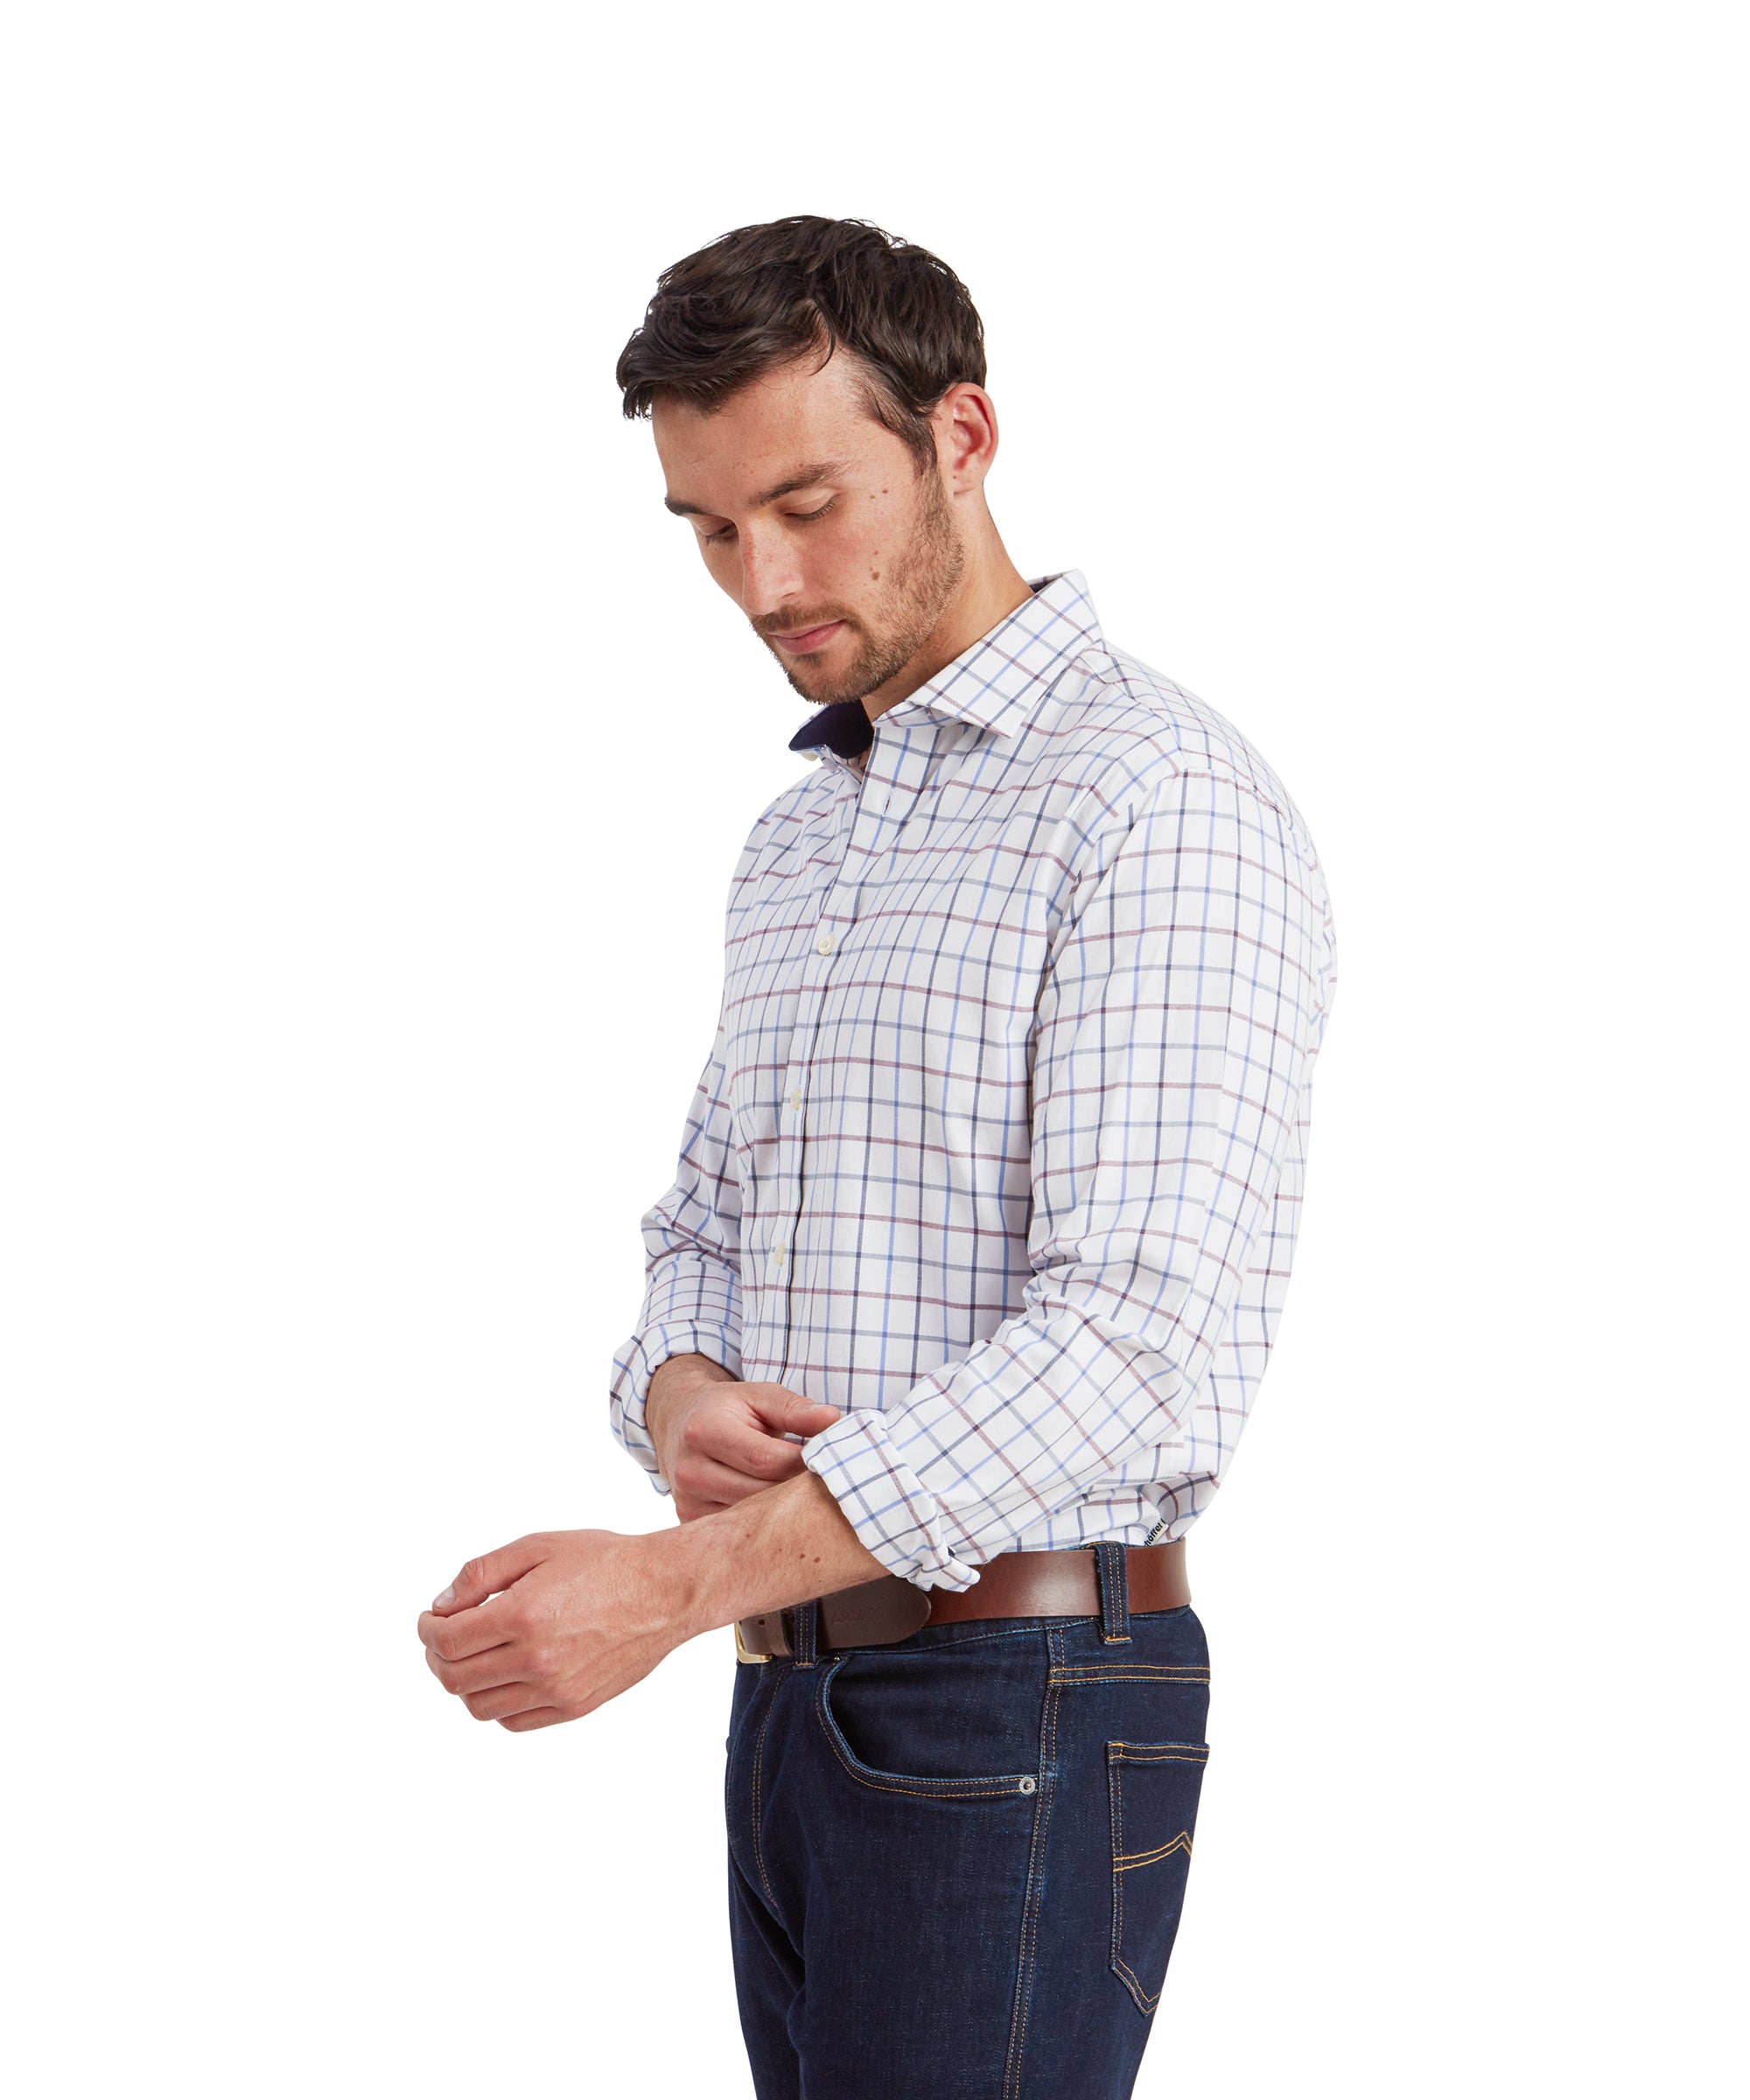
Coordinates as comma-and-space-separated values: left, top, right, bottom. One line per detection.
608, 1321, 743, 1494
802, 1408, 986, 1592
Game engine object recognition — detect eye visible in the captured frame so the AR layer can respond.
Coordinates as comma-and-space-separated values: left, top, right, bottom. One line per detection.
699, 522, 737, 545
790, 500, 836, 526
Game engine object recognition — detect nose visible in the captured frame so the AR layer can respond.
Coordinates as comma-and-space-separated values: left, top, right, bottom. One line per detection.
735, 526, 804, 621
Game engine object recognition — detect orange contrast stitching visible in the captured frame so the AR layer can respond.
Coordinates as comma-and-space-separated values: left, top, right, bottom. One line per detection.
1049, 1668, 1210, 1686
815, 1663, 1033, 1800
1115, 1831, 1194, 1872
1004, 1626, 1062, 2099
749, 1670, 780, 1910
1109, 1740, 1207, 2014
1051, 1662, 1208, 1676
1111, 1726, 1127, 2004
1113, 1950, 1163, 2015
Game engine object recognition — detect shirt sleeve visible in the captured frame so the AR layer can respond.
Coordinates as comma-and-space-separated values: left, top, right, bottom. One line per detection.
801, 764, 1338, 1586
608, 1009, 745, 1492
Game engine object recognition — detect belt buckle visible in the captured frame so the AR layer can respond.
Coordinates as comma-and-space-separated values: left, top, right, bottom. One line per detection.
733, 1621, 772, 1665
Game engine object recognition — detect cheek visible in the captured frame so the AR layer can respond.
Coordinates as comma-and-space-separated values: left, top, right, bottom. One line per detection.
826, 507, 902, 593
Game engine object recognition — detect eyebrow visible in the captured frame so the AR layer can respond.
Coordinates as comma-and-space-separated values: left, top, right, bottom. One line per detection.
663, 459, 849, 518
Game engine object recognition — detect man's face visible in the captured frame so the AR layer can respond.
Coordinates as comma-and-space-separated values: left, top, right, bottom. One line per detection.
653, 350, 966, 708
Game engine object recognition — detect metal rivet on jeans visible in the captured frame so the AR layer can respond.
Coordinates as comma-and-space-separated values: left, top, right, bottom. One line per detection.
1018, 1776, 1037, 1794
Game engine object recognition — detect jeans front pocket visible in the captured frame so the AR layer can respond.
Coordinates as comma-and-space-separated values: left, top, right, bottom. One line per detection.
1107, 1739, 1209, 2015
815, 1646, 1044, 1801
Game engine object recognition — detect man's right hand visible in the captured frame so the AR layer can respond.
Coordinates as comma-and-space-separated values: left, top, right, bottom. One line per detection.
645, 1354, 841, 1522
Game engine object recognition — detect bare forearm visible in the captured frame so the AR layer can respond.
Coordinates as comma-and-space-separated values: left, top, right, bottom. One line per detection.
664, 1469, 885, 1639
418, 1396, 882, 1733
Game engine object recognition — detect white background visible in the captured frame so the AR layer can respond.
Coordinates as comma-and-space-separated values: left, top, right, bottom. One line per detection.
3, 4, 1745, 2094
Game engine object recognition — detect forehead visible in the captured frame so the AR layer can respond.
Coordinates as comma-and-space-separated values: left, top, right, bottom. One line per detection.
652, 350, 904, 504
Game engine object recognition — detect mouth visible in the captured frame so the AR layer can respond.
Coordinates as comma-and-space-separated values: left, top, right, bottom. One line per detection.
767, 620, 846, 655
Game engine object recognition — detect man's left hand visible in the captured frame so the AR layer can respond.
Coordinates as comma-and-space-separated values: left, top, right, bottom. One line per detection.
416, 1529, 681, 1732
419, 1474, 886, 1734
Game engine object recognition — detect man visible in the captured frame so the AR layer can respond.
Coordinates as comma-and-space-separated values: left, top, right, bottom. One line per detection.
417, 216, 1340, 2099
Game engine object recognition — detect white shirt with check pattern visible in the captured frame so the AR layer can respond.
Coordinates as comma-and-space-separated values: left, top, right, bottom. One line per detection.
611, 570, 1339, 1591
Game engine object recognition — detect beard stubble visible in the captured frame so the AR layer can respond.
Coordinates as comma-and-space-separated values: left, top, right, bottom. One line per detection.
753, 468, 967, 708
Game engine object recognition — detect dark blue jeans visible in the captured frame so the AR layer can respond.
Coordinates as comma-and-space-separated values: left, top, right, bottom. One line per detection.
725, 1567, 1211, 2099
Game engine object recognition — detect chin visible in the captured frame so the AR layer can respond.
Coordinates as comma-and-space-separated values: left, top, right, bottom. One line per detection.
778, 649, 868, 709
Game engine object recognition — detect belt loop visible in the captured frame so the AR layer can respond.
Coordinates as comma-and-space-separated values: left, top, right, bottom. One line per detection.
792, 1597, 820, 1670
1094, 1543, 1131, 1645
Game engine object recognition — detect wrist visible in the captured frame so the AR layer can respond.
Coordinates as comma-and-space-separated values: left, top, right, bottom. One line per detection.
646, 1353, 734, 1478
658, 1513, 730, 1642
648, 1351, 732, 1420
649, 1351, 734, 1395
660, 1471, 886, 1642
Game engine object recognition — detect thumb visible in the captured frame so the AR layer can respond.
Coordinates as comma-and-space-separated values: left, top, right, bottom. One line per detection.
430, 1535, 550, 1615
752, 1391, 842, 1437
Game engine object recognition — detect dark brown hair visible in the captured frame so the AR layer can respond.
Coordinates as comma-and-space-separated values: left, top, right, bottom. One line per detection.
615, 216, 987, 472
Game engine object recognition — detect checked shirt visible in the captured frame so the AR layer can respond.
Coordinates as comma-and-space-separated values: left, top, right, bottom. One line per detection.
609, 570, 1339, 1590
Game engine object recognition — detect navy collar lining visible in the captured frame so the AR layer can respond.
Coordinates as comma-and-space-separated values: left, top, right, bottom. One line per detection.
787, 701, 875, 758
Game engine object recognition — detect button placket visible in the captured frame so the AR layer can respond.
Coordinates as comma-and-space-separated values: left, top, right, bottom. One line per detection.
867, 724, 937, 869
771, 766, 860, 1376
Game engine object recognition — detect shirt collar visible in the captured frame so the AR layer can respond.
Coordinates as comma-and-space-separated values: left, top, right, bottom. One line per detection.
788, 570, 1101, 758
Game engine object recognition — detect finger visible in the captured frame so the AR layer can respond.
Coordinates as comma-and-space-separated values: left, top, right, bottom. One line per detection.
417, 1601, 520, 1663
498, 1708, 569, 1732
671, 1481, 739, 1520
429, 1536, 550, 1616
425, 1642, 526, 1698
747, 1391, 843, 1437
683, 1448, 798, 1494
676, 1450, 801, 1504
462, 1680, 549, 1723
694, 1423, 814, 1483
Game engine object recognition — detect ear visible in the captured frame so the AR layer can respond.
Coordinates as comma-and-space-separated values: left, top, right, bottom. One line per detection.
931, 382, 1000, 494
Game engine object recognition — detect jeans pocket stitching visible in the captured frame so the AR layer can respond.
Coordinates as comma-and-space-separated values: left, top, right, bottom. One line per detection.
1108, 1740, 1208, 2018
748, 1665, 783, 1909
1050, 1665, 1211, 1687
813, 1656, 1040, 1800
1002, 1623, 1063, 2100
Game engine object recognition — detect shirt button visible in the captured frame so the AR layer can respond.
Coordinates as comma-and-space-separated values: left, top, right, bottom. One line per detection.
788, 1086, 802, 1112
816, 928, 836, 956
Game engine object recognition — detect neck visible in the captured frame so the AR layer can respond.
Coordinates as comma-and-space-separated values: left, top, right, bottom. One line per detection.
860, 515, 1034, 723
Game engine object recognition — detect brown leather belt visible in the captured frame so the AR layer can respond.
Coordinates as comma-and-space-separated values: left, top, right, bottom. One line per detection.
733, 1541, 1189, 1662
